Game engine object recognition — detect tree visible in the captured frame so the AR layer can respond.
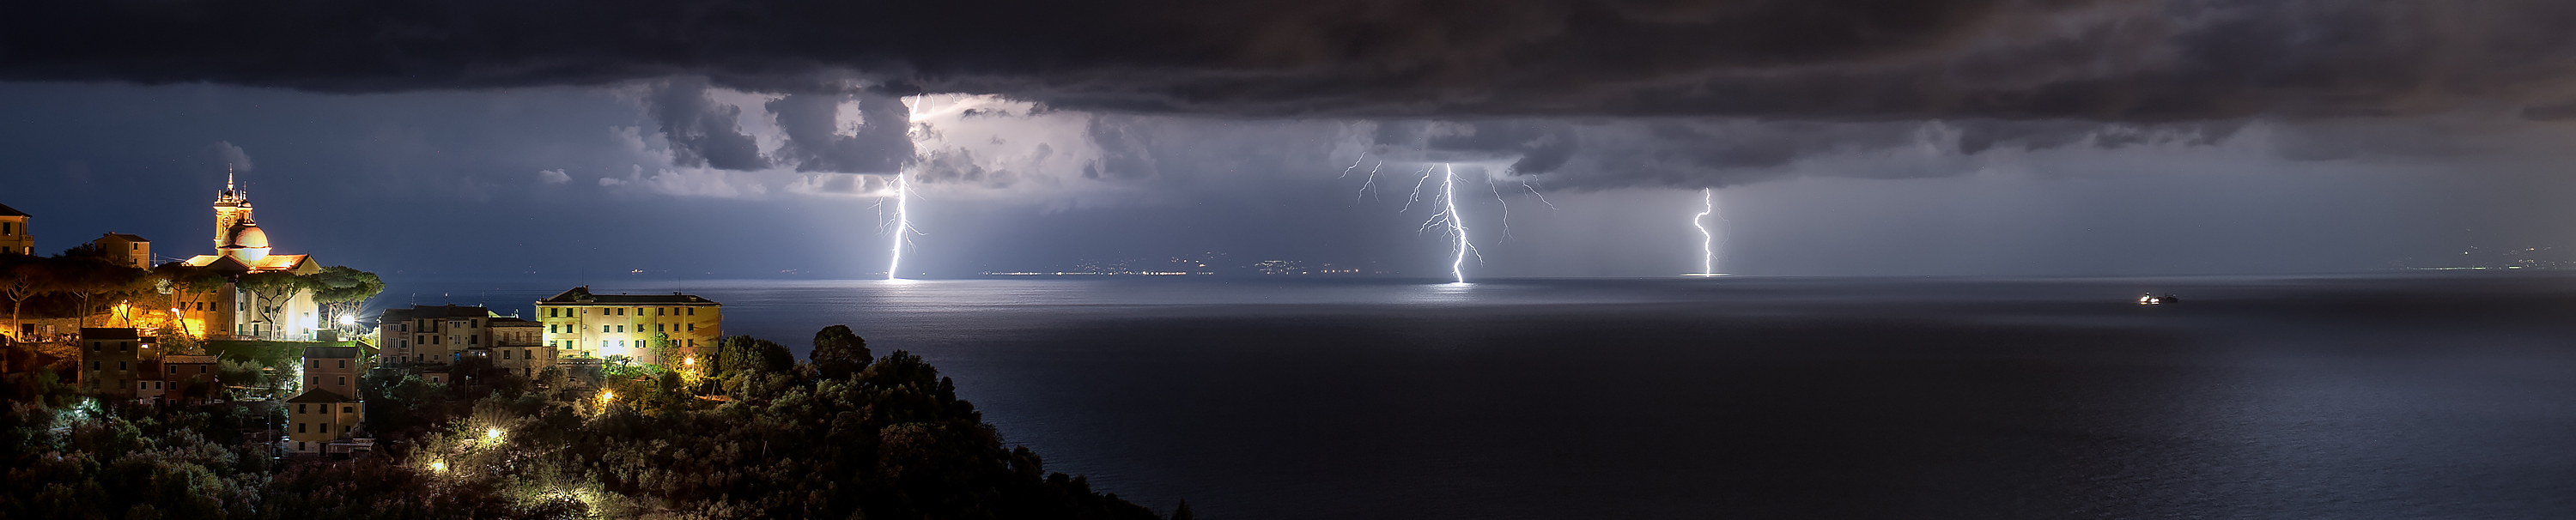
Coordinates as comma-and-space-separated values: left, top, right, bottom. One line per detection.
45, 251, 149, 328
809, 324, 873, 380
0, 255, 52, 337
150, 263, 228, 338
714, 336, 792, 379
234, 270, 311, 338
307, 265, 385, 333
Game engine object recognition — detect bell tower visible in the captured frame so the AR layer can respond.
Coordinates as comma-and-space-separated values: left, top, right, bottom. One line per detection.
213, 166, 252, 249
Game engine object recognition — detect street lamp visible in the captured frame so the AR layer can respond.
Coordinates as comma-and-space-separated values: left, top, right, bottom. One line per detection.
485, 427, 503, 442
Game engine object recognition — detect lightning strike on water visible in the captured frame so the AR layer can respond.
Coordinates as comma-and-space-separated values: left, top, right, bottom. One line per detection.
1689, 188, 1722, 277
885, 172, 912, 280
887, 95, 926, 281
1443, 164, 1474, 283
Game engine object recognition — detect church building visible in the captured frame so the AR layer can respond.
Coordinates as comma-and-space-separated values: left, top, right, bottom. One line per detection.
179, 172, 323, 340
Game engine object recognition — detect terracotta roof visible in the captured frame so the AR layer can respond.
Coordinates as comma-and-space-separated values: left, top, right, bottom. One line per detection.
0, 203, 24, 217
164, 355, 219, 364
98, 233, 148, 242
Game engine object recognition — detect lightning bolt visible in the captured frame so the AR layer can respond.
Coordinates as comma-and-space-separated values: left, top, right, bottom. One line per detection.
888, 95, 926, 281
1400, 165, 1437, 213
1485, 174, 1512, 240
1356, 158, 1384, 203
886, 172, 912, 280
1691, 187, 1716, 276
1521, 180, 1558, 210
1443, 164, 1474, 283
1340, 154, 1366, 178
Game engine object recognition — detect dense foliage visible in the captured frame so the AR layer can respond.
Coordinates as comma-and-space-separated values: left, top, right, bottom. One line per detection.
2, 326, 1173, 519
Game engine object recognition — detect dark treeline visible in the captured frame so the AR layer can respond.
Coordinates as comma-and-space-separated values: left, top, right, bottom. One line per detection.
2, 325, 1179, 519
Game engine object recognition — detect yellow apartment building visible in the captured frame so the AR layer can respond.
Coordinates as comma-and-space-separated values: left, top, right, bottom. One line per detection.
536, 287, 720, 366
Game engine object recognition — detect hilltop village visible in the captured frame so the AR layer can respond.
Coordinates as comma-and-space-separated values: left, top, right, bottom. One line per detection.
0, 175, 1177, 519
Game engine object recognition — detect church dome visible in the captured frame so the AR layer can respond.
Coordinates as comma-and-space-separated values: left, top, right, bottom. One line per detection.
224, 221, 269, 249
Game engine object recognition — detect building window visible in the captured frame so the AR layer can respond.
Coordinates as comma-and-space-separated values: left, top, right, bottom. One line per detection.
601, 341, 609, 349
338, 376, 346, 386
656, 307, 665, 316
658, 323, 665, 332
337, 360, 347, 369
298, 403, 307, 414
343, 406, 354, 413
601, 325, 610, 333
502, 350, 512, 360
688, 323, 696, 332
298, 423, 307, 433
118, 361, 127, 371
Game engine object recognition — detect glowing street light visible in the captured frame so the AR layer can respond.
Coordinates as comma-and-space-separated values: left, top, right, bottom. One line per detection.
429, 461, 447, 472
598, 390, 615, 405
337, 315, 356, 326
485, 427, 504, 442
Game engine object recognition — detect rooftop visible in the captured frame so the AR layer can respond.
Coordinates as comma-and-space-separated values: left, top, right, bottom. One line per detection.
381, 305, 494, 320
286, 389, 354, 403
81, 328, 141, 340
302, 347, 361, 359
0, 203, 24, 217
539, 286, 720, 305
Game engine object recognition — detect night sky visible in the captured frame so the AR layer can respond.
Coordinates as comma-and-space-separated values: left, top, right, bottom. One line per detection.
8, 1, 2576, 278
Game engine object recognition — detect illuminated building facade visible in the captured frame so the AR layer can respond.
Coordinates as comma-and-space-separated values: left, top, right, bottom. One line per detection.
536, 287, 720, 366
179, 173, 323, 340
286, 346, 365, 455
92, 233, 151, 269
0, 202, 29, 255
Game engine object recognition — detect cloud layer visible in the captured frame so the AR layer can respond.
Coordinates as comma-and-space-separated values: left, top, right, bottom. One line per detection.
10, 0, 2576, 121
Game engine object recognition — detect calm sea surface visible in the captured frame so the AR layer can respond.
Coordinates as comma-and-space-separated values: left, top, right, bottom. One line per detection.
384, 274, 2576, 519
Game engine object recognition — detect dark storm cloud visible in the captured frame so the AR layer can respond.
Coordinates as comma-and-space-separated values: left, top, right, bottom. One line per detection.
766, 92, 913, 173
10, 0, 2576, 121
643, 78, 770, 171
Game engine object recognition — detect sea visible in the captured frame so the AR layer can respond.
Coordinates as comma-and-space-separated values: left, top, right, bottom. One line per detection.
381, 273, 2576, 519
